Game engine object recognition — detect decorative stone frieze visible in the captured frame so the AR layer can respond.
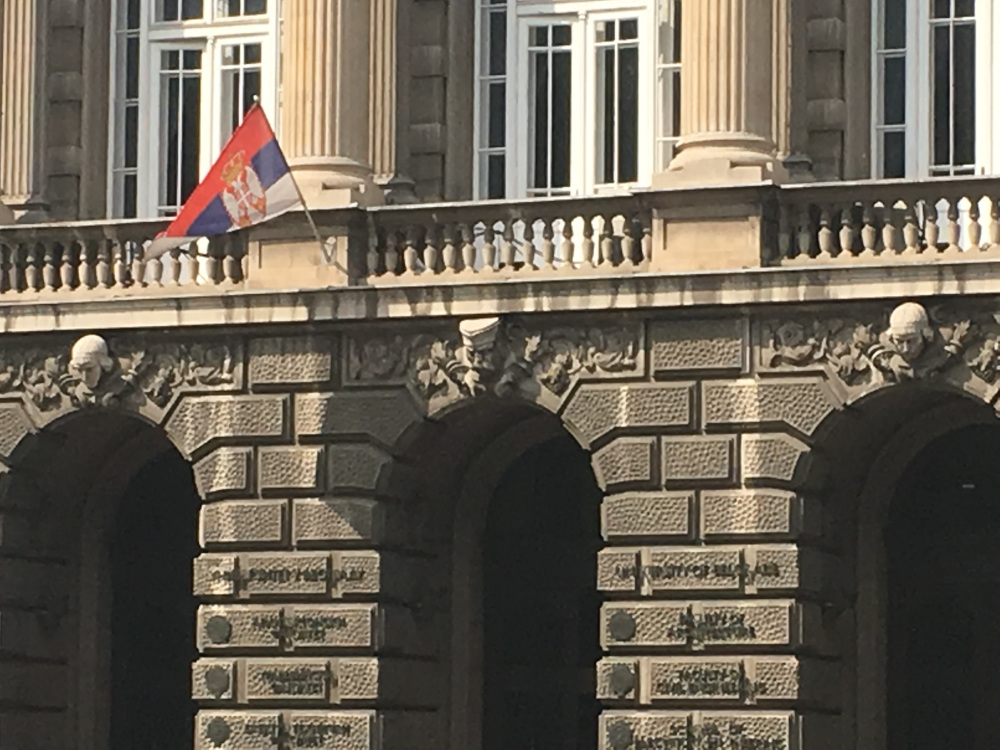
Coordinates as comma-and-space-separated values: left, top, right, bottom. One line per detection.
650, 319, 747, 374
561, 383, 694, 446
346, 316, 642, 411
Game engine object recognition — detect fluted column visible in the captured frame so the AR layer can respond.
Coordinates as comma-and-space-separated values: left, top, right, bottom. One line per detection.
281, 0, 381, 207
370, 0, 416, 204
657, 0, 786, 186
0, 0, 47, 219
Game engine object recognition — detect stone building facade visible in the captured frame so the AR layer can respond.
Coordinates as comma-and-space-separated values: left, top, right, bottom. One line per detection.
1, 1, 1000, 750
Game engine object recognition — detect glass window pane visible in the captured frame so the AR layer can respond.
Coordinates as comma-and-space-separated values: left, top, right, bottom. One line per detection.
884, 0, 906, 49
672, 0, 681, 63
551, 49, 571, 187
596, 20, 614, 42
165, 75, 179, 205
244, 70, 260, 111
245, 0, 266, 13
599, 47, 615, 183
125, 36, 140, 98
124, 106, 139, 168
181, 75, 201, 201
933, 0, 950, 19
672, 69, 681, 135
884, 56, 906, 125
123, 174, 137, 218
227, 0, 241, 15
181, 0, 202, 19
955, 0, 974, 17
618, 45, 638, 182
883, 131, 905, 177
126, 0, 140, 29
162, 0, 178, 21
620, 19, 638, 40
531, 27, 548, 47
953, 23, 975, 165
532, 52, 548, 188
245, 43, 261, 64
552, 24, 571, 46
487, 154, 505, 199
489, 10, 506, 75
163, 50, 179, 69
488, 82, 505, 148
932, 24, 950, 165
183, 49, 201, 69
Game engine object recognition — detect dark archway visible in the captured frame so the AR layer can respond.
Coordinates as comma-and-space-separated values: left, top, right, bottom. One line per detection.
109, 447, 200, 750
885, 423, 1000, 750
481, 433, 603, 750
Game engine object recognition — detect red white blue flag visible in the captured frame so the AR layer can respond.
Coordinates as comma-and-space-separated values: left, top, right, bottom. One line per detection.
146, 104, 301, 259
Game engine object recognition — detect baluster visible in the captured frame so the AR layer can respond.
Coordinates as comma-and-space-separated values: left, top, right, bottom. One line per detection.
61, 241, 77, 290
924, 201, 940, 251
990, 199, 1000, 253
205, 239, 222, 284
424, 224, 441, 274
501, 220, 516, 270
441, 223, 458, 273
96, 239, 112, 288
817, 209, 834, 258
367, 228, 381, 277
403, 226, 420, 274
560, 218, 574, 270
384, 231, 400, 275
621, 220, 636, 265
78, 240, 95, 289
600, 216, 615, 266
168, 247, 182, 285
481, 224, 496, 271
902, 204, 921, 255
0, 243, 10, 294
967, 198, 982, 251
146, 247, 164, 286
25, 242, 41, 291
131, 243, 146, 287
460, 223, 476, 271
796, 210, 812, 259
838, 208, 855, 257
580, 217, 595, 268
641, 219, 652, 265
944, 199, 961, 253
224, 235, 245, 283
188, 242, 201, 284
775, 203, 791, 262
113, 241, 129, 287
13, 244, 28, 292
860, 205, 877, 257
42, 241, 58, 291
521, 221, 535, 270
540, 219, 556, 270
881, 206, 899, 255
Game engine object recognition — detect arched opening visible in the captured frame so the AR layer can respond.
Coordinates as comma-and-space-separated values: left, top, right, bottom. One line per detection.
481, 434, 603, 750
885, 423, 1000, 750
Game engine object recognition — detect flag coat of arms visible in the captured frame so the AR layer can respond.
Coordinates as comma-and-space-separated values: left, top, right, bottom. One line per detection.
146, 104, 301, 259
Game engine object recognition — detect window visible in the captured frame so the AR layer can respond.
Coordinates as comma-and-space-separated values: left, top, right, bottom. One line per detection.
475, 0, 679, 199
109, 0, 279, 218
872, 0, 998, 178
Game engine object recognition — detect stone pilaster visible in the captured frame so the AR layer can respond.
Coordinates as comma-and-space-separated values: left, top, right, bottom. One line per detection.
280, 0, 382, 208
0, 0, 47, 219
773, 0, 812, 179
655, 0, 786, 186
370, 0, 416, 204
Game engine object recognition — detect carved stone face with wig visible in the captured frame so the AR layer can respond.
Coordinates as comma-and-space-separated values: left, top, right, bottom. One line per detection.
886, 302, 932, 363
459, 317, 502, 373
68, 334, 114, 389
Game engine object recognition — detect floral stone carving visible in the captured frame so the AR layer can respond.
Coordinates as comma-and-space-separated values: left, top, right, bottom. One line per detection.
348, 317, 639, 405
0, 335, 239, 412
761, 302, 974, 387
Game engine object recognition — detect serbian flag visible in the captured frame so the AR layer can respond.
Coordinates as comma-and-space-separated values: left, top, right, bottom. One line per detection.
146, 103, 301, 259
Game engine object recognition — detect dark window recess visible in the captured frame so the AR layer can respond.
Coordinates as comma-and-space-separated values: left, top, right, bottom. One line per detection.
487, 154, 505, 199
180, 74, 201, 203
883, 56, 906, 125
884, 0, 907, 48
532, 52, 549, 189
952, 22, 975, 166
488, 82, 505, 148
932, 25, 950, 166
550, 49, 571, 188
489, 10, 507, 76
618, 45, 638, 182
883, 131, 906, 178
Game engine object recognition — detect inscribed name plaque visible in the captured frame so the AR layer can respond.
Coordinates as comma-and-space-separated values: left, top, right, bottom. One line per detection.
245, 659, 330, 701
198, 605, 283, 651
600, 710, 795, 750
650, 658, 746, 701
600, 711, 690, 750
287, 711, 376, 750
330, 551, 380, 598
695, 712, 793, 750
286, 604, 378, 650
197, 710, 282, 750
243, 553, 331, 596
644, 548, 743, 592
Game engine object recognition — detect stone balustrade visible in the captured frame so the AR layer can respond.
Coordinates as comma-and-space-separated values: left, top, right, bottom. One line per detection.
4, 177, 1000, 300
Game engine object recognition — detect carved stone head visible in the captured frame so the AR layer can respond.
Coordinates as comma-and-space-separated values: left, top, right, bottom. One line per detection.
69, 334, 114, 389
459, 317, 502, 373
887, 302, 932, 362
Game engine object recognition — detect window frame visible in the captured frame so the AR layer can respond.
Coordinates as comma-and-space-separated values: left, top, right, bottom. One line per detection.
106, 0, 280, 218
871, 0, 1000, 179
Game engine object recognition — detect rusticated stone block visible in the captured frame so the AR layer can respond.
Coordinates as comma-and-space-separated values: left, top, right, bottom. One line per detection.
196, 710, 282, 749
293, 498, 383, 544
643, 548, 743, 593
245, 659, 331, 701
701, 489, 802, 539
194, 554, 238, 597
243, 553, 330, 596
331, 551, 381, 597
248, 336, 334, 386
600, 711, 690, 750
695, 712, 794, 749
285, 604, 378, 649
601, 492, 693, 540
746, 545, 820, 594
649, 657, 745, 701
194, 447, 252, 499
0, 403, 33, 460
198, 605, 283, 651
259, 446, 324, 493
286, 711, 376, 750
601, 600, 801, 649
166, 395, 288, 456
742, 434, 810, 485
593, 437, 657, 491
597, 549, 641, 592
192, 659, 236, 701
295, 390, 421, 449
600, 710, 795, 750
562, 383, 693, 445
702, 378, 838, 436
650, 318, 745, 374
661, 436, 735, 486
596, 659, 640, 701
328, 444, 390, 492
201, 501, 286, 548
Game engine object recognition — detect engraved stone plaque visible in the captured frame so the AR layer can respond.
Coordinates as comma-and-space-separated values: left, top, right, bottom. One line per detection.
599, 711, 690, 750
286, 605, 377, 650
650, 658, 745, 701
198, 605, 283, 651
245, 659, 331, 701
644, 548, 743, 592
331, 552, 380, 597
194, 555, 238, 597
747, 546, 802, 592
602, 603, 689, 648
243, 553, 330, 596
193, 660, 237, 701
287, 711, 376, 750
597, 549, 640, 592
197, 711, 282, 749
696, 712, 793, 750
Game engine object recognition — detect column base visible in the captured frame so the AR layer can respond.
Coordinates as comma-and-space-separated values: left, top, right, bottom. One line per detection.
375, 173, 418, 205
654, 133, 788, 187
289, 157, 384, 209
